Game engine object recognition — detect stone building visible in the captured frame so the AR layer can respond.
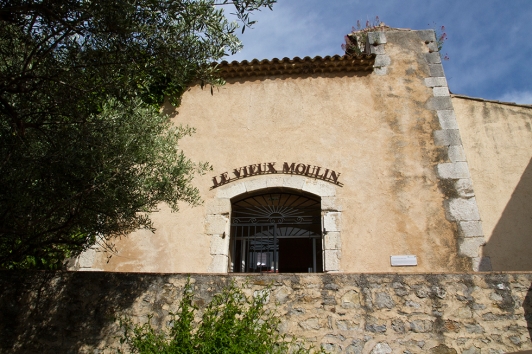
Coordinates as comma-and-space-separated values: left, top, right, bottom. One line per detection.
72, 28, 532, 274
4, 27, 532, 354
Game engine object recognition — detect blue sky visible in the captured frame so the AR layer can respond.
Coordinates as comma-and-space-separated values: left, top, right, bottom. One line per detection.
225, 0, 532, 104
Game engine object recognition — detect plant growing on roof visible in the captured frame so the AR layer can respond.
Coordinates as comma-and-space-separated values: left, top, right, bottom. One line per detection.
341, 16, 385, 56
437, 25, 450, 61
429, 23, 450, 61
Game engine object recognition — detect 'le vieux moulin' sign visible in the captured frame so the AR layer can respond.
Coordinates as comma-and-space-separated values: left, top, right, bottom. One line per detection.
211, 162, 342, 189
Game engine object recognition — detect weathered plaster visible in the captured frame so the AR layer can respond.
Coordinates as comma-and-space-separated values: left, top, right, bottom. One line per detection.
83, 29, 484, 273
417, 30, 490, 271
453, 97, 532, 271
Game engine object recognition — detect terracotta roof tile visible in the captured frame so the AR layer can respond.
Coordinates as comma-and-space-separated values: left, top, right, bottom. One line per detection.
215, 54, 376, 78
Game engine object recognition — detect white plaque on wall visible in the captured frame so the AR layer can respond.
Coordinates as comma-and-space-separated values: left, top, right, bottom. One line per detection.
390, 255, 418, 266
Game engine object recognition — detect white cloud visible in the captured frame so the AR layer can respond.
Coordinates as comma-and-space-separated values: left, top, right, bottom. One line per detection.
227, 1, 341, 62
497, 91, 532, 105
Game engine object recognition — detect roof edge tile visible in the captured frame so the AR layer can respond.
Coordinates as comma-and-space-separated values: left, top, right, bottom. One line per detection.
215, 54, 376, 79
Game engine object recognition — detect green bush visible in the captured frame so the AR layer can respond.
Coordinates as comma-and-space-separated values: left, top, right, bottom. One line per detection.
118, 279, 324, 354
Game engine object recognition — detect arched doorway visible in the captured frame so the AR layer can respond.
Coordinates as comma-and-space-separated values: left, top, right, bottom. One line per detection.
229, 189, 322, 273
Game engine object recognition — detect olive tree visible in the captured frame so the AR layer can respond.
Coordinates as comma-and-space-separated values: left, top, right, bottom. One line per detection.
0, 0, 275, 268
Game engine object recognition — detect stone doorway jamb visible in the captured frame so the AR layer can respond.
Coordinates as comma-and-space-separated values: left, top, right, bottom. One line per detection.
205, 175, 342, 273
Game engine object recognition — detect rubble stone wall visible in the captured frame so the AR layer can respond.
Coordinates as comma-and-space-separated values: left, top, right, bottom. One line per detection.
1, 272, 531, 353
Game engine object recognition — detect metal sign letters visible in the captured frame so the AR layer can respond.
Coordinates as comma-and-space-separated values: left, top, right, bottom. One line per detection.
211, 162, 342, 189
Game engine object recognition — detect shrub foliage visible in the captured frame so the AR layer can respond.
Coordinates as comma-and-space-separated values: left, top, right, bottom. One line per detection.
118, 280, 323, 354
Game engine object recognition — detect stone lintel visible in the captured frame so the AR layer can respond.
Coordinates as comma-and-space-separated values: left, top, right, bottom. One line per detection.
302, 179, 336, 197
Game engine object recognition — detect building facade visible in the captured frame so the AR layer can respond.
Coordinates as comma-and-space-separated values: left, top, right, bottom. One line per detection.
72, 28, 532, 274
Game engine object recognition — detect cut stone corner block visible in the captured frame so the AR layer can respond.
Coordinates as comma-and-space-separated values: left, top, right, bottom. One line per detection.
77, 248, 97, 268
424, 77, 447, 88
367, 31, 387, 45
210, 234, 230, 256
324, 231, 341, 250
205, 198, 231, 215
426, 41, 439, 53
444, 197, 481, 222
457, 237, 485, 258
374, 67, 388, 76
454, 178, 475, 198
323, 249, 341, 272
436, 162, 470, 179
374, 54, 391, 68
427, 96, 453, 111
67, 247, 104, 271
369, 44, 386, 55
321, 196, 342, 211
472, 256, 493, 272
323, 212, 341, 232
416, 29, 436, 43
429, 64, 445, 78
436, 110, 458, 129
208, 254, 229, 273
65, 257, 78, 271
448, 145, 466, 163
425, 52, 441, 64
433, 86, 450, 97
458, 220, 483, 237
204, 214, 229, 235
433, 129, 462, 147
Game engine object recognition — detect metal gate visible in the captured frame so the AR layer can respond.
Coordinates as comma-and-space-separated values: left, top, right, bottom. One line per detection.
229, 192, 322, 273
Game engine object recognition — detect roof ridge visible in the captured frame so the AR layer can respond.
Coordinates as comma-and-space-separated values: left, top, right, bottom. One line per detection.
451, 94, 532, 109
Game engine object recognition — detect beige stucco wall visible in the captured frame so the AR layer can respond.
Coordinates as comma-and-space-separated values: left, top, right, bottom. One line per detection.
453, 97, 532, 270
91, 30, 470, 273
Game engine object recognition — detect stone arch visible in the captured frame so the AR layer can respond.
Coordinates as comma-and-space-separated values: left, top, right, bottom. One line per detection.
205, 175, 342, 273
